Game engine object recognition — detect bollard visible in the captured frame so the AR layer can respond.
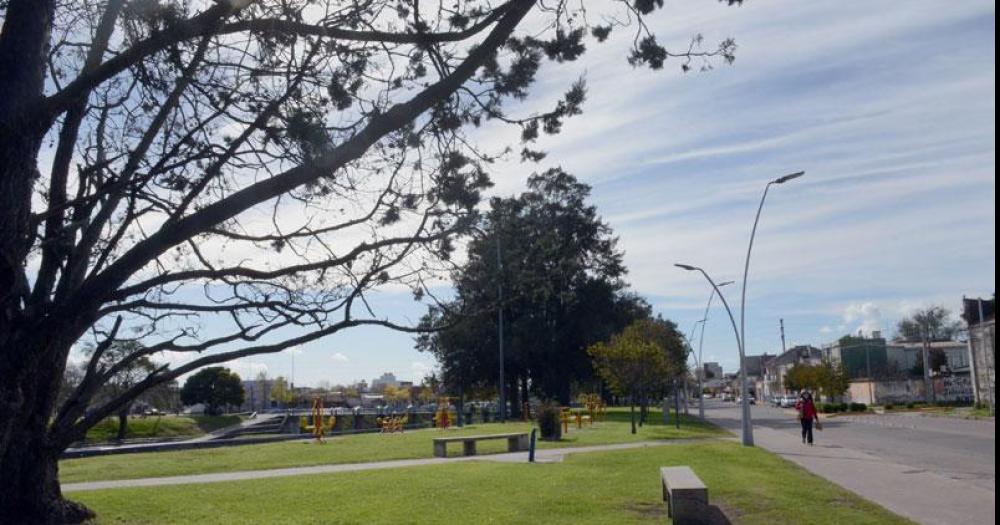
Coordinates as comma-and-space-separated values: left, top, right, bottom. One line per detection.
528, 428, 537, 463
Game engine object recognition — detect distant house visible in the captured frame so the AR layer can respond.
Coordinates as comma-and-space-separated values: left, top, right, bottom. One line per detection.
762, 345, 823, 398
886, 340, 970, 376
964, 296, 996, 411
733, 354, 775, 398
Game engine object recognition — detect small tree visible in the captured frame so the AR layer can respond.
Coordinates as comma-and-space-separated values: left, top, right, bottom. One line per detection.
817, 360, 850, 402
896, 307, 961, 342
269, 376, 296, 408
180, 367, 244, 415
588, 319, 678, 434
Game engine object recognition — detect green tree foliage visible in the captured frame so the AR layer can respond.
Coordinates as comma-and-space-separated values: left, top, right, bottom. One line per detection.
269, 376, 297, 408
896, 306, 962, 342
784, 360, 850, 401
587, 318, 686, 433
416, 170, 650, 406
180, 367, 244, 415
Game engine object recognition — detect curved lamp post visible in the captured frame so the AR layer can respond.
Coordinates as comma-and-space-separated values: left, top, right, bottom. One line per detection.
737, 170, 804, 440
694, 280, 734, 420
675, 264, 752, 444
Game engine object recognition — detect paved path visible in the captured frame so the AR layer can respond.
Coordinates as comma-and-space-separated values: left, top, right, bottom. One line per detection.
704, 400, 995, 525
62, 439, 708, 493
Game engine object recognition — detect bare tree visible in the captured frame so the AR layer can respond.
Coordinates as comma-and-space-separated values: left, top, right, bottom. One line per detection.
0, 0, 739, 520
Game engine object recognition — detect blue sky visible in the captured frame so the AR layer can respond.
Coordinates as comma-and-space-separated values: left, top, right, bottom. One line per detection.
103, 0, 996, 387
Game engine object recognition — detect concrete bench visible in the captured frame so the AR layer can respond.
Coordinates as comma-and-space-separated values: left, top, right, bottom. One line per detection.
432, 432, 529, 458
661, 466, 709, 525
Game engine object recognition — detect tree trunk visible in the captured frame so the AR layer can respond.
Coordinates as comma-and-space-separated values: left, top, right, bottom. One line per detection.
629, 396, 636, 434
116, 407, 129, 441
0, 348, 94, 523
0, 426, 91, 524
507, 376, 521, 420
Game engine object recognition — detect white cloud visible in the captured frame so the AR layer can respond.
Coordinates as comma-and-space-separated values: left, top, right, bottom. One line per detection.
842, 302, 884, 336
330, 352, 350, 364
410, 361, 435, 381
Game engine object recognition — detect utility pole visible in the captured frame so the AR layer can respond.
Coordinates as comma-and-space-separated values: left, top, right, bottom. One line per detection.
496, 218, 506, 422
921, 326, 934, 403
780, 318, 787, 353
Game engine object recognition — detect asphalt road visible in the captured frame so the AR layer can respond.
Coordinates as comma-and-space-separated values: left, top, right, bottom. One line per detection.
702, 400, 995, 525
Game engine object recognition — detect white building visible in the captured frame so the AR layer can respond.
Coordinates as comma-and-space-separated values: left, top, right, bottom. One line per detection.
370, 372, 399, 391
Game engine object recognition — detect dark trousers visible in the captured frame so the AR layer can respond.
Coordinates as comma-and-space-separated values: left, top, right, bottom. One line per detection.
800, 417, 814, 444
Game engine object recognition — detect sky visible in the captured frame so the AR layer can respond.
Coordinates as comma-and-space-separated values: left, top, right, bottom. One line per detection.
69, 0, 997, 387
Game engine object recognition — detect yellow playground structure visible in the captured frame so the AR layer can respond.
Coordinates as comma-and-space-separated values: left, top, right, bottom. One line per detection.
299, 397, 336, 443
433, 397, 457, 429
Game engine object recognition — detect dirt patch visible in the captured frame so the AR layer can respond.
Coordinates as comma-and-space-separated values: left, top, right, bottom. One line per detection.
625, 501, 667, 520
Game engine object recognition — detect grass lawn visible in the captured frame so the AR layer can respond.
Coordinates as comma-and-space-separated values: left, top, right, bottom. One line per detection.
83, 415, 242, 442
61, 408, 724, 484
71, 441, 911, 525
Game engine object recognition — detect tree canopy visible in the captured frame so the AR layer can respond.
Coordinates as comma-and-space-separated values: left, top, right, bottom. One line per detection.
784, 360, 850, 401
587, 317, 687, 433
416, 169, 652, 406
895, 306, 962, 342
180, 366, 245, 415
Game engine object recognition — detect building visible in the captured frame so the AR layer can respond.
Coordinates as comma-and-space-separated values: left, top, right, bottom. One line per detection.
241, 378, 273, 412
733, 354, 775, 399
886, 340, 970, 377
761, 345, 823, 399
964, 296, 996, 411
370, 372, 399, 392
823, 333, 889, 379
703, 362, 723, 381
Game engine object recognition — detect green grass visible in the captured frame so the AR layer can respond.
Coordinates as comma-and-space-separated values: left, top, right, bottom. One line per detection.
71, 441, 911, 525
84, 415, 242, 442
61, 409, 724, 484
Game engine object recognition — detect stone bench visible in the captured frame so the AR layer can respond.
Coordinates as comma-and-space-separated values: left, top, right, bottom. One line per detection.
432, 432, 529, 458
661, 466, 709, 525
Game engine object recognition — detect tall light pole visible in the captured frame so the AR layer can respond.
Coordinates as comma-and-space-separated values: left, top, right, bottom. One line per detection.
695, 280, 734, 420
675, 263, 752, 445
737, 170, 804, 443
496, 223, 506, 422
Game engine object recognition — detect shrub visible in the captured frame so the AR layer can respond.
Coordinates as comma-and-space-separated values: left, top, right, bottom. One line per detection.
884, 403, 895, 410
849, 403, 867, 412
905, 402, 915, 409
536, 402, 562, 441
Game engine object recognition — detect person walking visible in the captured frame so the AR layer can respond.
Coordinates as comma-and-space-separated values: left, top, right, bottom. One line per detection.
795, 391, 819, 445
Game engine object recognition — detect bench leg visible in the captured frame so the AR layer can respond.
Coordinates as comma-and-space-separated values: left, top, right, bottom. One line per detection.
434, 442, 447, 458
463, 440, 477, 456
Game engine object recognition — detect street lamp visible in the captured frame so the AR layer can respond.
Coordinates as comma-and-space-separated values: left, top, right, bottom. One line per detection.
675, 264, 752, 445
737, 170, 803, 442
466, 219, 507, 422
694, 280, 734, 420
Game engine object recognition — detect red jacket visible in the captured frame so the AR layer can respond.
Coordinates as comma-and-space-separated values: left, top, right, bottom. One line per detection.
797, 399, 818, 420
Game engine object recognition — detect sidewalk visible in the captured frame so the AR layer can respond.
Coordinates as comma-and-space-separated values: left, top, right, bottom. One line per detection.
706, 407, 995, 525
62, 439, 709, 493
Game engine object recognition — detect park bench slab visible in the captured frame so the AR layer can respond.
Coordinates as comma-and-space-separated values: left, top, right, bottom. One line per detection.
433, 432, 529, 457
661, 466, 709, 525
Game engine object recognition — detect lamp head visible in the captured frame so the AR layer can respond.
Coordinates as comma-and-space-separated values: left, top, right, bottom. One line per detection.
675, 263, 697, 271
773, 171, 805, 184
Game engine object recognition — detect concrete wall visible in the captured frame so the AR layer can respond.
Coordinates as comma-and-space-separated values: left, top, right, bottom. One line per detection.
849, 375, 974, 405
